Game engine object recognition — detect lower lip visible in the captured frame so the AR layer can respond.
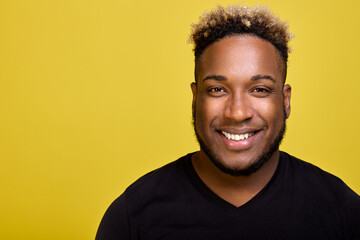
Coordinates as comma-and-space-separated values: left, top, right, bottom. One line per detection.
218, 131, 259, 150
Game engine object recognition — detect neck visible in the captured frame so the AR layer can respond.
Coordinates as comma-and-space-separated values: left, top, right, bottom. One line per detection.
191, 150, 280, 207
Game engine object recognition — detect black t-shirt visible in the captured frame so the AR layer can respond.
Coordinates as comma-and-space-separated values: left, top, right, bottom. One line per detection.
96, 152, 360, 240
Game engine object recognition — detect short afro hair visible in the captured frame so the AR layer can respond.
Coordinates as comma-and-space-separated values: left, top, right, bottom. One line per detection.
189, 4, 293, 81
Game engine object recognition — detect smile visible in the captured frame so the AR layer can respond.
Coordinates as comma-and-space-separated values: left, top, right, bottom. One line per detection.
221, 131, 255, 141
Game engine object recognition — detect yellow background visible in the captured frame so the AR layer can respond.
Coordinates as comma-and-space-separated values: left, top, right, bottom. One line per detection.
1, 0, 359, 239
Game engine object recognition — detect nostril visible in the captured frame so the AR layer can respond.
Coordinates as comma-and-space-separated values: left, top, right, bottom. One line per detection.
225, 104, 254, 122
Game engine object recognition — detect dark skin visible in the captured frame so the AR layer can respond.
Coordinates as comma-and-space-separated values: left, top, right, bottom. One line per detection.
191, 35, 291, 207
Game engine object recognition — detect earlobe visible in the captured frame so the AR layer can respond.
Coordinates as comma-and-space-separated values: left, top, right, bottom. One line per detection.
283, 84, 291, 119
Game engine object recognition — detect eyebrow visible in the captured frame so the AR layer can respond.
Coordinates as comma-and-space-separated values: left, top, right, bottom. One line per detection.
202, 75, 227, 81
251, 74, 275, 82
202, 74, 276, 82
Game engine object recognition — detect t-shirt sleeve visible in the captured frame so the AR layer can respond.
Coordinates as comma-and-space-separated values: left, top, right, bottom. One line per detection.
96, 194, 130, 240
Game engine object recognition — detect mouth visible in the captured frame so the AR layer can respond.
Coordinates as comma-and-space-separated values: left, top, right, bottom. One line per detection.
221, 131, 256, 141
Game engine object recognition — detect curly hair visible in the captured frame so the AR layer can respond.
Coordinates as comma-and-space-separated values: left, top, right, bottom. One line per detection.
189, 4, 293, 81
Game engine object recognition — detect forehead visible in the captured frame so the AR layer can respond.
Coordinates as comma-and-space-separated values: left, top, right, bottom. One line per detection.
196, 35, 284, 82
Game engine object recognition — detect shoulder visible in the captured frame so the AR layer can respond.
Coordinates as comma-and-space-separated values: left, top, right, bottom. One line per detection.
123, 153, 192, 198
280, 151, 356, 195
280, 151, 360, 236
114, 153, 196, 217
96, 153, 194, 239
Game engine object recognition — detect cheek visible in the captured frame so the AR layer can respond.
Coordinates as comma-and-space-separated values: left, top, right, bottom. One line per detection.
196, 97, 225, 121
255, 99, 283, 125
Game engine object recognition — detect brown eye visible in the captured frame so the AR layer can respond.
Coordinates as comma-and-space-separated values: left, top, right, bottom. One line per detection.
253, 88, 268, 93
207, 86, 227, 97
251, 87, 271, 97
209, 87, 224, 92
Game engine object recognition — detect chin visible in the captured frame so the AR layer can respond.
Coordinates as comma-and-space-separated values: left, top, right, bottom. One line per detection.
207, 151, 274, 177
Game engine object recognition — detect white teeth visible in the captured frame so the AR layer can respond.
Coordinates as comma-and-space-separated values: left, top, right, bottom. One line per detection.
221, 131, 255, 141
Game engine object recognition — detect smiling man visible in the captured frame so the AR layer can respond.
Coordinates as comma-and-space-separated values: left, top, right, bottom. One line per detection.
96, 5, 360, 240
190, 34, 290, 207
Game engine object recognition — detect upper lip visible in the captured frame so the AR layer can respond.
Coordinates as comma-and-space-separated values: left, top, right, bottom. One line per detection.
217, 127, 261, 135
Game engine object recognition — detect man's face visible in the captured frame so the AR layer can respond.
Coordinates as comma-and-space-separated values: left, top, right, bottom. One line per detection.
191, 35, 291, 176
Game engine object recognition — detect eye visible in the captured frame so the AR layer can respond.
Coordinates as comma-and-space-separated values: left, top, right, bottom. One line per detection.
253, 87, 268, 93
209, 87, 224, 92
251, 87, 271, 97
207, 86, 227, 97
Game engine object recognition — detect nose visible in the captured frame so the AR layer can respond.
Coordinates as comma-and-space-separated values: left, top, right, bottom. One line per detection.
224, 93, 254, 122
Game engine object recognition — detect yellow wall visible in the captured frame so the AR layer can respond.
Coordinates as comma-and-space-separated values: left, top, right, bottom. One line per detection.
1, 0, 359, 239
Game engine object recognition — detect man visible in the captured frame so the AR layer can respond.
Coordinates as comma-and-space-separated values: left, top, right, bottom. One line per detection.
96, 5, 360, 239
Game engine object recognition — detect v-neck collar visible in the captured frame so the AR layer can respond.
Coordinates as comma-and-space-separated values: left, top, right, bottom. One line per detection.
183, 152, 284, 216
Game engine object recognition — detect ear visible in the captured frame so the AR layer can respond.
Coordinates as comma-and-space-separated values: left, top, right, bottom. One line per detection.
283, 84, 291, 119
191, 82, 197, 106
